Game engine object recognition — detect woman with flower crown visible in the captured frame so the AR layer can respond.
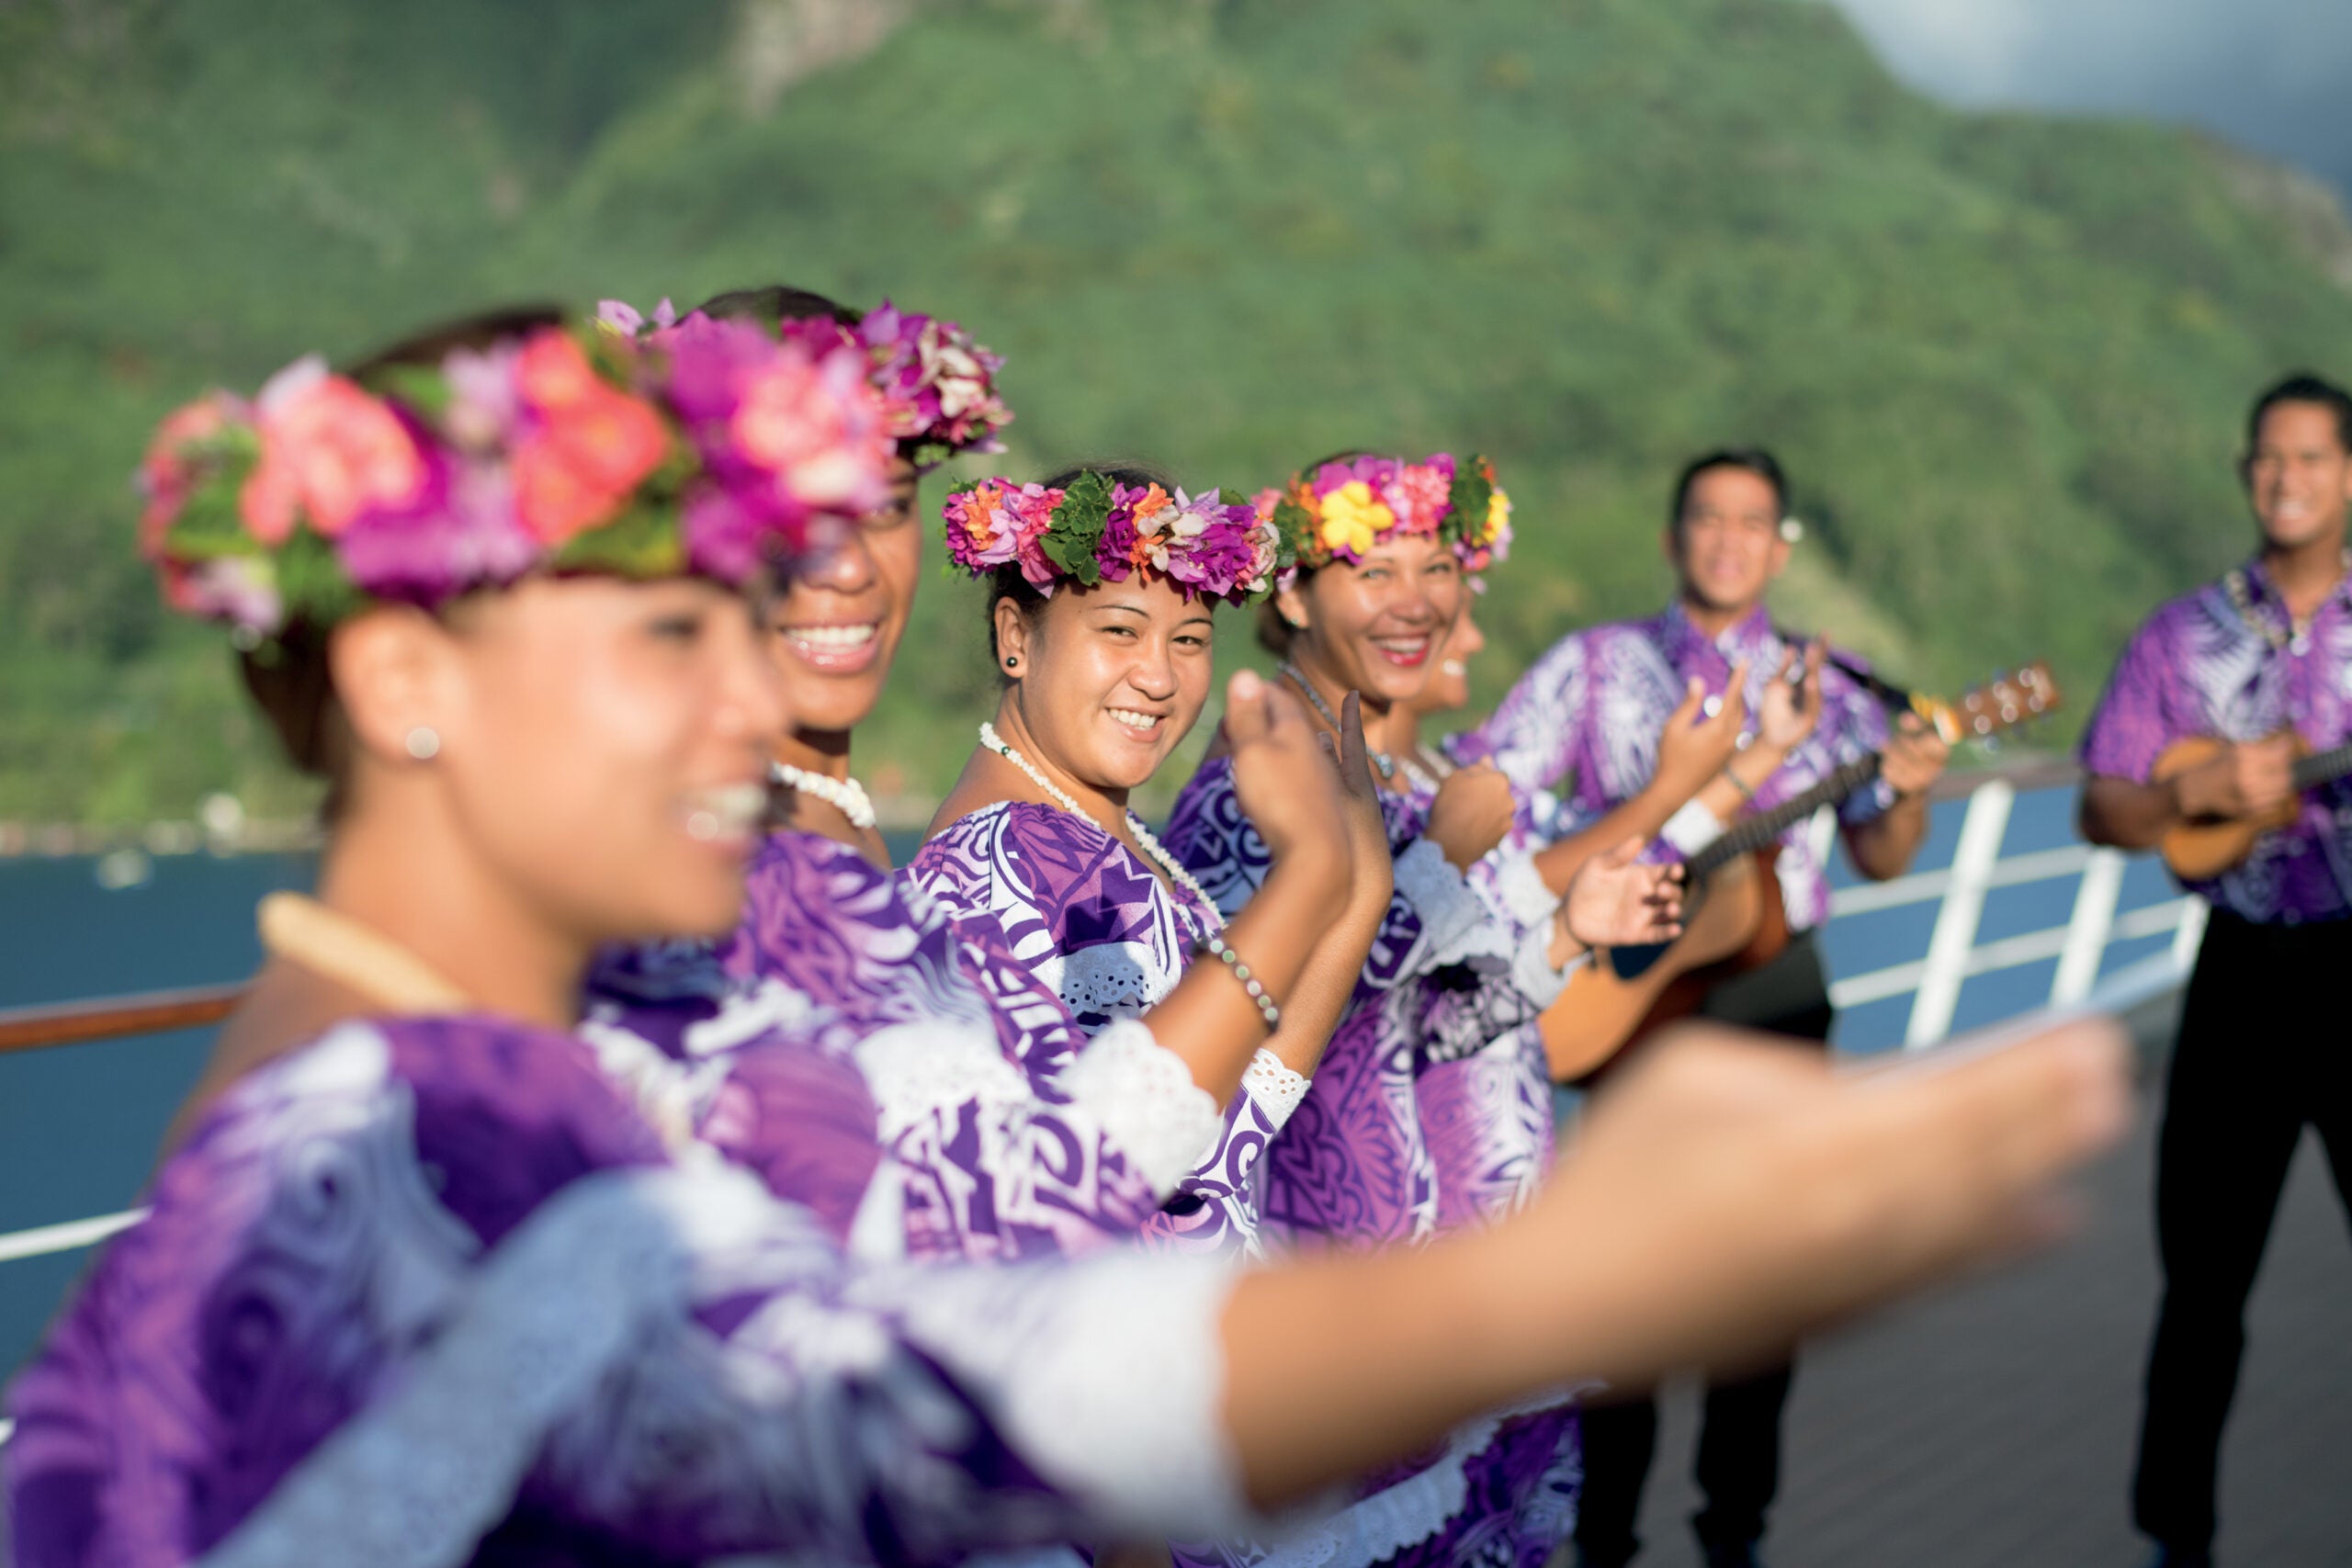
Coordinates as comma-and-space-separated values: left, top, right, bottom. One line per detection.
903, 463, 1399, 1259
585, 288, 1227, 1265
0, 306, 2132, 1566
1155, 452, 1700, 1568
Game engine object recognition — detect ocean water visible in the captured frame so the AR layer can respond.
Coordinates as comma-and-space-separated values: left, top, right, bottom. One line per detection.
0, 786, 2183, 1384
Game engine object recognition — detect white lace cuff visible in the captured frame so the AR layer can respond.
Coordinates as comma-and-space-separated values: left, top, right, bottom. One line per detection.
1238, 1047, 1310, 1127
1510, 925, 1588, 1010
1059, 1021, 1224, 1199
1394, 837, 1503, 967
1658, 797, 1725, 857
1487, 851, 1562, 931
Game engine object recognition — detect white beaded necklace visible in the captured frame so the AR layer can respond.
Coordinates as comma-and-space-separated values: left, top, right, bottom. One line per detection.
770, 761, 877, 831
977, 722, 1221, 922
1396, 747, 1454, 795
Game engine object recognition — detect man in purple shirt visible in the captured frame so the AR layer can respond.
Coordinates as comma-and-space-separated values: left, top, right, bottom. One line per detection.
2078, 374, 2352, 1568
1471, 448, 1950, 1568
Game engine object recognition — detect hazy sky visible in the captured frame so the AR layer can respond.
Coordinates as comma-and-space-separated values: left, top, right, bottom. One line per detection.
1824, 0, 2352, 205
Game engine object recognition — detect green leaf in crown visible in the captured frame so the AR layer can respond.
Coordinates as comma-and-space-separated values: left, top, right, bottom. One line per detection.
273, 525, 368, 627
1043, 469, 1113, 587
1445, 456, 1494, 549
552, 495, 689, 579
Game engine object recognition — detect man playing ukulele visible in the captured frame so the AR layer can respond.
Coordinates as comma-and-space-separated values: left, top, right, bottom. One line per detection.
2078, 374, 2352, 1568
1468, 448, 1949, 1568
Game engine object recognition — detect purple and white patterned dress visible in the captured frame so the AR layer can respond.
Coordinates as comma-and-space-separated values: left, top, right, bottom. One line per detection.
1396, 758, 1584, 1232
1463, 602, 1893, 934
910, 802, 1313, 1259
1161, 760, 1582, 1568
1, 1013, 1263, 1567
2079, 559, 2352, 923
583, 829, 1227, 1265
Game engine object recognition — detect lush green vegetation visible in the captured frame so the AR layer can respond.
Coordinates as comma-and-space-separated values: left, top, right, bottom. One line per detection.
8, 0, 2352, 823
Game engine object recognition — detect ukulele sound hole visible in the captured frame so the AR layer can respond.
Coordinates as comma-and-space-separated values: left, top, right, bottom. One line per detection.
1610, 942, 1672, 981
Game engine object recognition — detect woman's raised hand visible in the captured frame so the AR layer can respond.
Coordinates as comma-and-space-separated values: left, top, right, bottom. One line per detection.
1426, 761, 1516, 872
1557, 836, 1685, 953
1226, 669, 1351, 877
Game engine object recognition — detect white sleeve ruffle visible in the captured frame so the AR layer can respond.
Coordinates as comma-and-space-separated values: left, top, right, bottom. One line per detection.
1058, 1019, 1225, 1199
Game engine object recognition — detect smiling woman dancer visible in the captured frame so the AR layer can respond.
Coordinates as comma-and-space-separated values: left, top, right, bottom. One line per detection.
906, 465, 1394, 1258
584, 289, 1229, 1264
1159, 453, 1683, 1568
1, 310, 2132, 1567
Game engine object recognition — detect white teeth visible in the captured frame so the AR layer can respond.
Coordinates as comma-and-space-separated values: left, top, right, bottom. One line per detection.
1441, 660, 1467, 678
1107, 708, 1164, 730
682, 783, 766, 840
786, 624, 877, 649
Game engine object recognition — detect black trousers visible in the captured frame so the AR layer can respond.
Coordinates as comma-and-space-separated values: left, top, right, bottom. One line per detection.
1574, 934, 1833, 1564
2132, 910, 2352, 1553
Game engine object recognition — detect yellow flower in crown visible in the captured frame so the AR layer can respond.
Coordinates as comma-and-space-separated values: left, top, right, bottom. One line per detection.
1485, 485, 1512, 542
1317, 480, 1392, 559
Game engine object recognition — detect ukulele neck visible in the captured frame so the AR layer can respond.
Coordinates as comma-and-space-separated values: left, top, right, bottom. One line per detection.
2291, 739, 2352, 793
1688, 753, 1883, 879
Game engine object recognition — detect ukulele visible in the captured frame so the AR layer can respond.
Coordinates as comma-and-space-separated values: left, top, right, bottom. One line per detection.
1540, 662, 2063, 1083
2152, 733, 2352, 880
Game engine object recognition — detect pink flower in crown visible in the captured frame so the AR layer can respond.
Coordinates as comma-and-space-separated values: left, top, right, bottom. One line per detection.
439, 343, 522, 453
594, 298, 678, 338
731, 350, 888, 514
859, 300, 1011, 457
511, 332, 672, 545
943, 479, 1031, 572
138, 393, 243, 550
1012, 490, 1060, 592
162, 555, 282, 633
1395, 459, 1453, 535
238, 357, 429, 544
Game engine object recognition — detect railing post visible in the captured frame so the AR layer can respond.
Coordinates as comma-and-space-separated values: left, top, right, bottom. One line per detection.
2171, 895, 2211, 974
2051, 847, 2127, 1007
1905, 780, 2015, 1049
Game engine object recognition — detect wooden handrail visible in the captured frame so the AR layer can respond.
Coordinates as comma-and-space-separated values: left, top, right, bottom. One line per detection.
0, 983, 245, 1055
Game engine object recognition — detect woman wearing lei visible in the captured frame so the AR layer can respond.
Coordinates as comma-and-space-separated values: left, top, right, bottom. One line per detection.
1, 304, 2131, 1568
586, 288, 1238, 1266
907, 463, 1398, 1258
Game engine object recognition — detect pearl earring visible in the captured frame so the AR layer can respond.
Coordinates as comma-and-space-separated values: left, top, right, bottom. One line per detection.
1005, 656, 1019, 669
405, 727, 441, 761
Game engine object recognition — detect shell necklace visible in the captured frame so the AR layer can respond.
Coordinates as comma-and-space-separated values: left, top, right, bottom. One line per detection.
770, 761, 877, 831
2226, 549, 2351, 655
1278, 661, 1396, 781
1396, 745, 1455, 795
977, 722, 1221, 922
256, 891, 471, 1013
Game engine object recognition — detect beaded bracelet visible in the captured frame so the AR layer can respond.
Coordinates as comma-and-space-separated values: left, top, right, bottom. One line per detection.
1198, 932, 1282, 1032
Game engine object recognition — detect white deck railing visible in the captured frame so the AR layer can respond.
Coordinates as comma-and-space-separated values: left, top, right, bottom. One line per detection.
1815, 776, 2206, 1048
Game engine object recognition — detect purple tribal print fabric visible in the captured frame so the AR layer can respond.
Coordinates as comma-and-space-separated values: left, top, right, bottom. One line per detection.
2, 1014, 1251, 1567
1464, 602, 1893, 932
2080, 559, 2352, 922
585, 829, 1208, 1264
910, 803, 1306, 1259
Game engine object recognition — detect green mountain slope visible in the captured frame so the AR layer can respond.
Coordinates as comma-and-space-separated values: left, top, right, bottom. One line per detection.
7, 0, 2352, 822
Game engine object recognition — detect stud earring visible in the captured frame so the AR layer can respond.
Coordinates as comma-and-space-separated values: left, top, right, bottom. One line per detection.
404, 727, 442, 761
1005, 656, 1019, 669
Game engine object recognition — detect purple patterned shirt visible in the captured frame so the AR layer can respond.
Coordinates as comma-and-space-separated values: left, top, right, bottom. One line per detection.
2079, 558, 2352, 923
1465, 602, 1894, 931
3, 1014, 1253, 1566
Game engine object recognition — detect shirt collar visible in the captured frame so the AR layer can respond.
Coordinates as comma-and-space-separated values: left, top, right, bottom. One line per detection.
1657, 599, 1779, 668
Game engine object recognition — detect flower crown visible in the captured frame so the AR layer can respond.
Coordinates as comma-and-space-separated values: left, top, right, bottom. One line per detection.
1253, 451, 1511, 573
943, 471, 1286, 606
601, 295, 1012, 469
138, 314, 893, 637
